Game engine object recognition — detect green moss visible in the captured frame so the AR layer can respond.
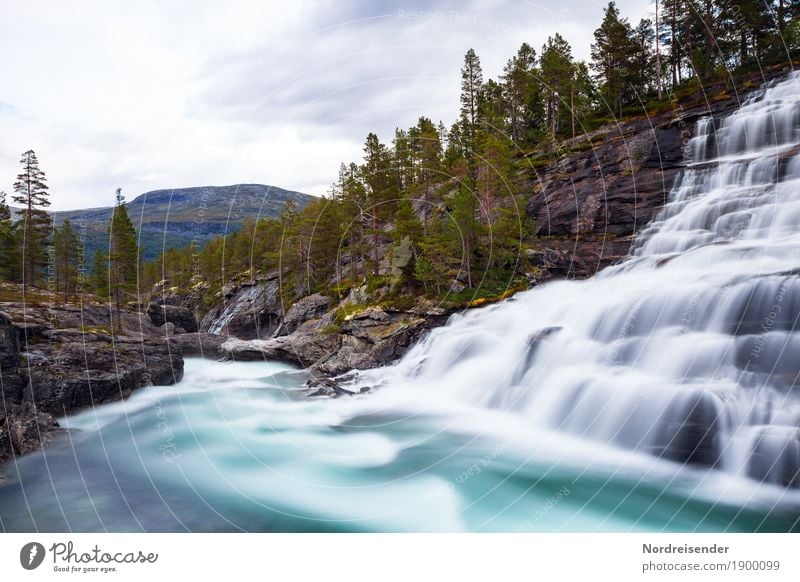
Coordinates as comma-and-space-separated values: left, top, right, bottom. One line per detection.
319, 323, 342, 335
381, 294, 416, 311
365, 275, 388, 294
333, 302, 368, 325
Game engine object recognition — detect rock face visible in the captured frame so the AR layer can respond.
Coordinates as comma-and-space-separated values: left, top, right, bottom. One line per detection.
165, 332, 228, 357
200, 273, 282, 339
0, 403, 62, 463
276, 293, 332, 336
147, 302, 198, 332
0, 299, 226, 463
20, 331, 183, 416
526, 66, 794, 281
222, 305, 450, 379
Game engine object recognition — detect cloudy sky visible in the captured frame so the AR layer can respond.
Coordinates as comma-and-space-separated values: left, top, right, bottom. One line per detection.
0, 0, 650, 210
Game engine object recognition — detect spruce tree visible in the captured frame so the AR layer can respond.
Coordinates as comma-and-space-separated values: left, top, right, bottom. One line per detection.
362, 133, 395, 275
591, 3, 638, 117
92, 249, 110, 298
541, 34, 577, 137
448, 179, 482, 289
459, 48, 484, 158
108, 188, 139, 327
53, 219, 79, 302
12, 150, 52, 288
0, 191, 19, 282
502, 43, 543, 146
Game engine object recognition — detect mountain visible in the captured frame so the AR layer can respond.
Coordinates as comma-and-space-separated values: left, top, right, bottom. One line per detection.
43, 184, 313, 262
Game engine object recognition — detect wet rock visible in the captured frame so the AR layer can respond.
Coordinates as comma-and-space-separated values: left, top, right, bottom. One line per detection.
0, 402, 63, 462
747, 427, 800, 488
166, 332, 227, 358
654, 391, 722, 467
221, 305, 450, 379
0, 311, 19, 370
200, 273, 282, 339
0, 297, 199, 463
276, 293, 332, 336
147, 303, 198, 333
525, 74, 781, 282
222, 332, 341, 368
20, 335, 183, 416
0, 312, 23, 405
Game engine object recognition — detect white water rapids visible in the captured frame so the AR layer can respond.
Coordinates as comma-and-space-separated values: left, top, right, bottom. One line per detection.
366, 71, 800, 488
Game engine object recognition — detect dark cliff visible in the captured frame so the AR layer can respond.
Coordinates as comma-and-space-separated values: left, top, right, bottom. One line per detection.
526, 63, 797, 281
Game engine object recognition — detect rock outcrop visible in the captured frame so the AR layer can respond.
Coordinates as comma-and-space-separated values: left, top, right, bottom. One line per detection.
222, 304, 451, 381
200, 273, 283, 339
526, 64, 795, 281
0, 299, 225, 463
147, 302, 198, 332
275, 293, 332, 336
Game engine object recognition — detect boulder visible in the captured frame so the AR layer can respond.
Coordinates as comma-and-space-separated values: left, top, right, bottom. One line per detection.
20, 335, 184, 416
166, 332, 227, 358
220, 305, 450, 379
0, 311, 19, 369
200, 273, 282, 339
380, 237, 414, 282
147, 303, 198, 333
0, 312, 23, 403
276, 293, 332, 336
222, 332, 341, 368
0, 403, 62, 462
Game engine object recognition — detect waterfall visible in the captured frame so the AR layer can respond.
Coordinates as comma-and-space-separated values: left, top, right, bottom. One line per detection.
374, 72, 800, 488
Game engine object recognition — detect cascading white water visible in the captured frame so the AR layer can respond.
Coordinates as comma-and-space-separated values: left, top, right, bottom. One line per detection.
372, 71, 800, 488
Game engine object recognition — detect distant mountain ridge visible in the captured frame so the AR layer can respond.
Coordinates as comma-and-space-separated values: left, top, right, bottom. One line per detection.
16, 184, 314, 262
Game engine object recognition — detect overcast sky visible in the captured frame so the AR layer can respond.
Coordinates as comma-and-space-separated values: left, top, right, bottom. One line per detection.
0, 0, 650, 210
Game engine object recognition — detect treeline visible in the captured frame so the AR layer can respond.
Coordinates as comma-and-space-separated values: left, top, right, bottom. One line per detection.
144, 2, 799, 305
0, 150, 139, 316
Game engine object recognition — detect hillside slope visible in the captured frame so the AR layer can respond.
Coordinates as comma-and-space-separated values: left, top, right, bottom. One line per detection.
44, 184, 313, 261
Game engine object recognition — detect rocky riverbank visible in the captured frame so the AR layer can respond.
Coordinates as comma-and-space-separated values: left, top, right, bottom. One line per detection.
0, 290, 224, 464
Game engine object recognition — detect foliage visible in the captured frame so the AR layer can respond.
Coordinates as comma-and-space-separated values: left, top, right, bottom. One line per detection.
109, 189, 139, 317
12, 150, 52, 287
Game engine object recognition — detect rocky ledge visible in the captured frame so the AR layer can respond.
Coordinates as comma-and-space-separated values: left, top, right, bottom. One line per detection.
221, 299, 451, 386
0, 292, 225, 464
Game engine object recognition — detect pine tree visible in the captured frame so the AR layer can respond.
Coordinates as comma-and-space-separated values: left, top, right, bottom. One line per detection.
541, 34, 577, 137
502, 43, 544, 146
448, 179, 483, 289
444, 122, 465, 169
460, 48, 484, 158
108, 188, 139, 328
632, 19, 656, 94
362, 132, 395, 275
478, 79, 506, 135
53, 219, 79, 302
0, 191, 19, 282
591, 3, 638, 117
12, 150, 52, 288
393, 129, 414, 190
393, 197, 424, 245
92, 249, 110, 298
659, 0, 685, 88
